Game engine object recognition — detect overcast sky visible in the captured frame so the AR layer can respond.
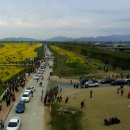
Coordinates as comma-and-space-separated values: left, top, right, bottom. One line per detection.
0, 0, 130, 39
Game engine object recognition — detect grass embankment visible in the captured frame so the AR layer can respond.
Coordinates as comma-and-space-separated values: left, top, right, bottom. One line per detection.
50, 45, 118, 78
60, 86, 130, 130
50, 103, 82, 130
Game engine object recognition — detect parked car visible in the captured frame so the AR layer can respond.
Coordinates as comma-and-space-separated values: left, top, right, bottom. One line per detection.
38, 68, 45, 72
25, 86, 35, 93
21, 92, 31, 102
85, 80, 99, 87
80, 79, 88, 85
33, 74, 41, 80
111, 80, 127, 85
36, 70, 43, 74
16, 101, 25, 113
124, 78, 130, 84
40, 65, 46, 69
101, 78, 115, 84
6, 117, 21, 130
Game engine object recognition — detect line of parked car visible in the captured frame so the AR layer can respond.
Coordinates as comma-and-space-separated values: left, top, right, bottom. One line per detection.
80, 78, 130, 88
33, 61, 47, 80
101, 78, 130, 85
6, 61, 48, 130
6, 85, 36, 130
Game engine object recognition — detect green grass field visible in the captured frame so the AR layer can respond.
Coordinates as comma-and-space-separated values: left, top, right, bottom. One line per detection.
50, 45, 124, 79
60, 86, 130, 130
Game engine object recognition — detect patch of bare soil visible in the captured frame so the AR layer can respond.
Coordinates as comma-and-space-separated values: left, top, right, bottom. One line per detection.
50, 75, 79, 84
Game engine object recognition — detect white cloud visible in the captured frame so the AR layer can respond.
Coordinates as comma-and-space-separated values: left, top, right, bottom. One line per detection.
0, 0, 130, 39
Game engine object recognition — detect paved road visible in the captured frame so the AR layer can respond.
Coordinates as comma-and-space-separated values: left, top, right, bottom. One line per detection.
5, 49, 53, 130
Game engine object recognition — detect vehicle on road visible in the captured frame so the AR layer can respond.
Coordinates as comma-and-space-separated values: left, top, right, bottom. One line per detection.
101, 78, 115, 84
80, 79, 88, 85
85, 80, 99, 87
33, 74, 41, 80
21, 92, 31, 102
40, 66, 46, 69
36, 70, 44, 74
36, 71, 43, 74
16, 101, 25, 113
111, 80, 127, 85
6, 117, 21, 130
25, 86, 36, 93
38, 68, 45, 72
124, 78, 130, 84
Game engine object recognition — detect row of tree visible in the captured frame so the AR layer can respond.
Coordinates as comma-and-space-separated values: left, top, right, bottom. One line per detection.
56, 43, 130, 70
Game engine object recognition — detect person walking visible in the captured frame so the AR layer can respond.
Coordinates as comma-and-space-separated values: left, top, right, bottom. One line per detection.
0, 119, 4, 129
0, 101, 2, 111
121, 89, 124, 96
81, 100, 85, 109
42, 76, 44, 80
41, 95, 43, 102
117, 88, 120, 94
37, 78, 39, 82
128, 91, 130, 98
31, 90, 33, 97
65, 96, 69, 103
90, 90, 93, 98
42, 90, 44, 95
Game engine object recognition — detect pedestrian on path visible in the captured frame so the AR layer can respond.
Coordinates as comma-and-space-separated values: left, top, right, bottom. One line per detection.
39, 82, 42, 87
0, 119, 4, 129
0, 101, 2, 111
117, 88, 120, 94
90, 90, 93, 98
128, 91, 130, 98
42, 90, 44, 95
11, 93, 16, 101
31, 90, 33, 97
41, 95, 43, 102
6, 96, 10, 107
65, 96, 69, 103
37, 78, 39, 82
81, 100, 85, 109
121, 89, 124, 96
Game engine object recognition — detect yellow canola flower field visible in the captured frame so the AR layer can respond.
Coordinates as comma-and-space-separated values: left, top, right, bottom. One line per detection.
0, 66, 24, 81
0, 43, 41, 63
50, 45, 85, 64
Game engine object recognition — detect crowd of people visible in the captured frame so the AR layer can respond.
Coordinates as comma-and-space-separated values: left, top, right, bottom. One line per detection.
0, 60, 42, 127
104, 117, 120, 126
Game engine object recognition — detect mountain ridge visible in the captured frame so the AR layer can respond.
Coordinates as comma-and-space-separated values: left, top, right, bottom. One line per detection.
0, 37, 38, 41
47, 34, 130, 42
0, 34, 130, 42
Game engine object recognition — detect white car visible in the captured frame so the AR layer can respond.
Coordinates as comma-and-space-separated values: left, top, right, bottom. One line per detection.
33, 74, 41, 80
21, 92, 31, 102
36, 70, 43, 74
85, 80, 99, 87
38, 68, 45, 72
25, 86, 36, 93
6, 117, 21, 130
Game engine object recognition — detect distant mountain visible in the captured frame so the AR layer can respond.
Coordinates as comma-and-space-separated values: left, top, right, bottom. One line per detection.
47, 34, 130, 42
0, 37, 37, 41
47, 36, 73, 41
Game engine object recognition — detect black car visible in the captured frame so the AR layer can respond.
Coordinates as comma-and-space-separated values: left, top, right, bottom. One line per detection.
111, 80, 127, 86
16, 101, 25, 113
101, 78, 115, 84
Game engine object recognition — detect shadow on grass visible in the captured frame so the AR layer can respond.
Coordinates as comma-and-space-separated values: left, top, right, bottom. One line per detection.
50, 103, 83, 130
